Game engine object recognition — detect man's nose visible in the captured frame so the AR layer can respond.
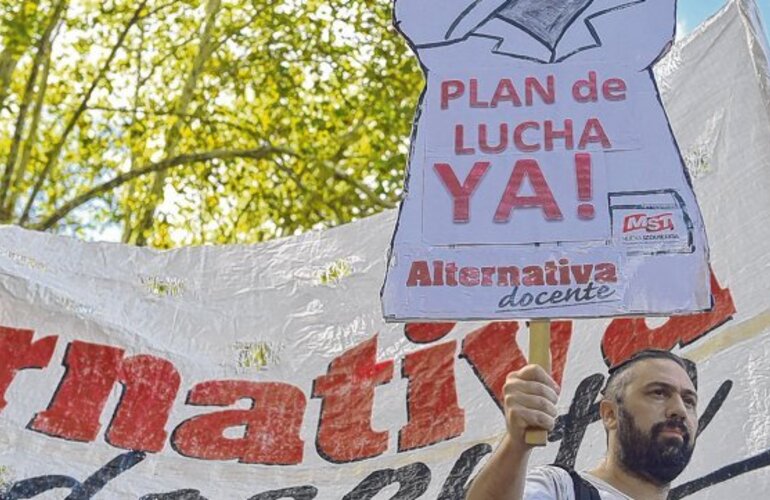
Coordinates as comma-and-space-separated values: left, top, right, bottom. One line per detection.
665, 394, 687, 419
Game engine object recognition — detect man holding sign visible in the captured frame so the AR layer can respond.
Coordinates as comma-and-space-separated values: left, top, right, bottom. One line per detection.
467, 350, 698, 499
382, 0, 711, 320
383, 0, 711, 494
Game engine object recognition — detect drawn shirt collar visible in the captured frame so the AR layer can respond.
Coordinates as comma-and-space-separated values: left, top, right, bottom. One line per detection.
471, 0, 644, 63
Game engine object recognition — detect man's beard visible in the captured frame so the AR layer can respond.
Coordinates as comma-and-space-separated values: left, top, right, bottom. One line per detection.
616, 405, 695, 486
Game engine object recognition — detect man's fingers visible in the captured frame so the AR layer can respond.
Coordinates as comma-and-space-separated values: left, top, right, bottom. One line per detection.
505, 379, 559, 405
511, 364, 560, 394
506, 392, 558, 418
511, 408, 556, 431
502, 365, 562, 440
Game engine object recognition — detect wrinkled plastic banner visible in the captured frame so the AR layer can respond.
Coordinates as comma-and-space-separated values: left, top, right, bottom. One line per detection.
381, 0, 712, 320
0, 1, 769, 499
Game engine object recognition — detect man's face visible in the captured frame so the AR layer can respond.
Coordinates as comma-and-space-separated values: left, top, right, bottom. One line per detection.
613, 358, 699, 485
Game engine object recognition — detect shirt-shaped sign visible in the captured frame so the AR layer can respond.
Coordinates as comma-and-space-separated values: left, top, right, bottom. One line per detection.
382, 0, 712, 320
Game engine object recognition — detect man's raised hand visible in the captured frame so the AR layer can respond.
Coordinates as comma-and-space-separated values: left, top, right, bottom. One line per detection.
503, 364, 561, 444
466, 365, 561, 499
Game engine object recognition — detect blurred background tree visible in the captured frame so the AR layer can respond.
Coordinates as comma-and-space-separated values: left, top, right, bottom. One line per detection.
0, 0, 421, 247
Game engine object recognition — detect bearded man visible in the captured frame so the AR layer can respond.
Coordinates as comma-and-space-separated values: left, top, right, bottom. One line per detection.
467, 349, 698, 499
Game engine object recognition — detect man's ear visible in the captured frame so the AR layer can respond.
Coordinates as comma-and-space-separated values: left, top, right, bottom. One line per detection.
600, 399, 619, 431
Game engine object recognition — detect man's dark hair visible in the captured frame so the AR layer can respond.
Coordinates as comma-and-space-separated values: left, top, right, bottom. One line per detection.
601, 349, 697, 403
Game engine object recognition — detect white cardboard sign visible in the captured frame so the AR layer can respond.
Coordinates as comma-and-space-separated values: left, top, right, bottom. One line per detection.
382, 0, 712, 320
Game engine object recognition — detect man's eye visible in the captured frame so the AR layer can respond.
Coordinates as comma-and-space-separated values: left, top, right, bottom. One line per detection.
684, 398, 697, 408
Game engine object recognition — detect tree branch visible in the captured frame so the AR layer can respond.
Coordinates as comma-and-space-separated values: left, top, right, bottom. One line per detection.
85, 104, 264, 141
314, 120, 396, 210
33, 146, 295, 231
0, 0, 42, 113
0, 0, 67, 215
330, 165, 396, 210
132, 0, 223, 245
8, 28, 56, 218
136, 31, 200, 89
19, 0, 150, 226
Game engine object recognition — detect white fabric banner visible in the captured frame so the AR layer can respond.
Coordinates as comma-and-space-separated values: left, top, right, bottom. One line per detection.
382, 0, 712, 320
0, 1, 769, 498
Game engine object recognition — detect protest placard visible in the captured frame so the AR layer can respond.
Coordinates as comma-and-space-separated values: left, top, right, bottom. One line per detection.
382, 0, 712, 320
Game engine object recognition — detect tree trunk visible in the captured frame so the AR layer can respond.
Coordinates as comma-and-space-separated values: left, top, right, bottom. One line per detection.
18, 0, 148, 226
35, 146, 291, 230
0, 49, 20, 113
5, 30, 55, 222
126, 0, 222, 246
122, 21, 146, 243
0, 0, 67, 218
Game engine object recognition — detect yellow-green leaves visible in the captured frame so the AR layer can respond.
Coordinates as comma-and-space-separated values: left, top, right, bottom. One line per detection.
0, 0, 422, 247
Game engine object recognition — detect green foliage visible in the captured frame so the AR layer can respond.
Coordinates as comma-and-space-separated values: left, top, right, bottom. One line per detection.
0, 0, 422, 247
318, 257, 353, 285
0, 464, 12, 493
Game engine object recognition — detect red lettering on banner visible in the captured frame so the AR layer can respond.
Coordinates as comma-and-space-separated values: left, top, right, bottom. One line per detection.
602, 271, 736, 367
494, 159, 563, 222
172, 381, 306, 464
404, 323, 456, 344
461, 322, 572, 408
30, 341, 124, 442
435, 161, 491, 222
106, 355, 181, 452
549, 322, 574, 386
399, 341, 465, 451
312, 336, 394, 463
0, 326, 57, 413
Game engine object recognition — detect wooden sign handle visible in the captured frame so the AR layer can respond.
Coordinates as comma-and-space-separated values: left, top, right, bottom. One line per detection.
525, 319, 552, 446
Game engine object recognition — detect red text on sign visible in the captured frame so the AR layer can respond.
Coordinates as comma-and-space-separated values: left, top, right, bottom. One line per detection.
454, 118, 611, 155
623, 213, 675, 233
441, 76, 556, 110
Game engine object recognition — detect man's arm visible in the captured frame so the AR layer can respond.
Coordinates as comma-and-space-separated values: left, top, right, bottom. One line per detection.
466, 365, 560, 500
